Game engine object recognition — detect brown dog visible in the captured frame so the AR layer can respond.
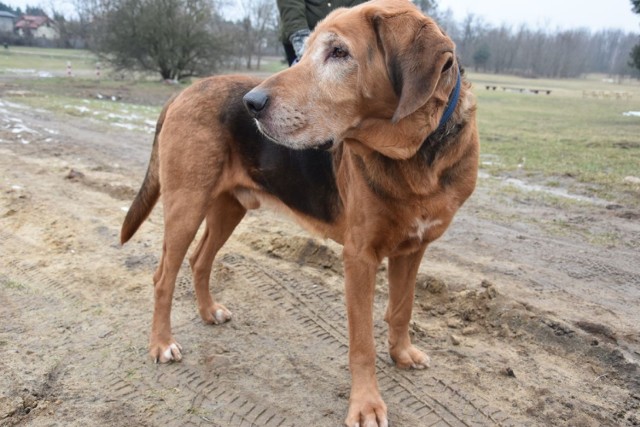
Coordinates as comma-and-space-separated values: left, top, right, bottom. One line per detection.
121, 0, 478, 425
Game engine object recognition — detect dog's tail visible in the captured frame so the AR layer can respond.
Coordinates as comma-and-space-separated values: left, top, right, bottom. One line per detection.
120, 96, 174, 245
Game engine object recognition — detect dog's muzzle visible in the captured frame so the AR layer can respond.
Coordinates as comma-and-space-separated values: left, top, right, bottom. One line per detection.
243, 89, 269, 119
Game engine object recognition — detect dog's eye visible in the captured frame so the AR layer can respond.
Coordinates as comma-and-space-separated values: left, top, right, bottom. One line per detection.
330, 46, 349, 59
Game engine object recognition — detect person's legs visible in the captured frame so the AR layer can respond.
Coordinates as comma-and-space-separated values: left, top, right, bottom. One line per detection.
283, 42, 297, 66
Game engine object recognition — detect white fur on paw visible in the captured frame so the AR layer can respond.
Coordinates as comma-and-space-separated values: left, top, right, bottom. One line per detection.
161, 343, 182, 362
412, 354, 430, 370
214, 308, 231, 324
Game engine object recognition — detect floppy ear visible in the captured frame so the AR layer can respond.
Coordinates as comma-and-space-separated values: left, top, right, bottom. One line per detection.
373, 13, 455, 123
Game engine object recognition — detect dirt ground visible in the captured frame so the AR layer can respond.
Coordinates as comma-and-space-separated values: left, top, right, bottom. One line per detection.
1, 77, 639, 427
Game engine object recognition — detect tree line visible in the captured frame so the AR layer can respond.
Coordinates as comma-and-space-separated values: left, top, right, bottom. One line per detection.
437, 13, 639, 79
1, 0, 638, 81
631, 0, 640, 71
1, 0, 281, 79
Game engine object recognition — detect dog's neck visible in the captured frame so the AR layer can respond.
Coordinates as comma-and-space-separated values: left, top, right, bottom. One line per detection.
415, 68, 466, 165
435, 67, 462, 132
418, 67, 464, 151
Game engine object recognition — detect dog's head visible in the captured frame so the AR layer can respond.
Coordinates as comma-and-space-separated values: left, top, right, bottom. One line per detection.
243, 0, 459, 157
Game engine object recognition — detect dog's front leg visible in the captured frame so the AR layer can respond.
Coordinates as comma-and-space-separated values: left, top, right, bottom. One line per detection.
343, 248, 388, 427
386, 248, 430, 369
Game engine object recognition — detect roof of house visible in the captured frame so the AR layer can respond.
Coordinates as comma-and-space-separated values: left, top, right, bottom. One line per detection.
0, 11, 17, 19
15, 15, 52, 29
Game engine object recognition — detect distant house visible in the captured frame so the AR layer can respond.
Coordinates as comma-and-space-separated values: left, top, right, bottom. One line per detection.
0, 11, 16, 34
15, 15, 59, 40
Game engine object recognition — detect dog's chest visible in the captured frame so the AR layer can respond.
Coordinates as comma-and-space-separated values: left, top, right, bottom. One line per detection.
390, 213, 447, 255
408, 217, 443, 242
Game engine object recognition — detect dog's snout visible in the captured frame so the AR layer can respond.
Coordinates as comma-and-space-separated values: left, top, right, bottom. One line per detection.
243, 90, 269, 118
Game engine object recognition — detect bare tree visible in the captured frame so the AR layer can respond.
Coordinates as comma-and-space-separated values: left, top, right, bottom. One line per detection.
413, 0, 437, 15
89, 0, 226, 80
448, 13, 638, 79
458, 13, 485, 60
631, 0, 640, 73
239, 0, 277, 70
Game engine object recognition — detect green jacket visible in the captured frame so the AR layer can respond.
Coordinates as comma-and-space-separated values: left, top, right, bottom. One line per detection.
278, 0, 367, 42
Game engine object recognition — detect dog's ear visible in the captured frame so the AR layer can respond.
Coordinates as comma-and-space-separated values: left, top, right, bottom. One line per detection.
373, 12, 455, 123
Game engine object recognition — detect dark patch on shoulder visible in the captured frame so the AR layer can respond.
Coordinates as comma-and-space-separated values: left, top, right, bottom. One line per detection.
418, 123, 463, 166
218, 83, 340, 223
354, 120, 470, 198
218, 81, 256, 127
353, 155, 394, 199
438, 160, 458, 188
439, 144, 474, 188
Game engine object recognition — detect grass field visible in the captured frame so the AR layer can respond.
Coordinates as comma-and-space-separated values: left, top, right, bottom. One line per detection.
2, 47, 639, 206
0, 46, 100, 76
0, 47, 287, 77
469, 72, 640, 206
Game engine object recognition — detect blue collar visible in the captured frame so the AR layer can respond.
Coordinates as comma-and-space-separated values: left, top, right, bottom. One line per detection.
435, 67, 461, 131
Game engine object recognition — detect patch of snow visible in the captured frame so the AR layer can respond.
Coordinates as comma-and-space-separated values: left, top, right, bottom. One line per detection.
623, 111, 640, 117
0, 100, 27, 110
66, 105, 91, 114
480, 153, 502, 167
5, 68, 36, 74
107, 112, 131, 121
503, 178, 609, 206
111, 122, 139, 130
11, 123, 39, 135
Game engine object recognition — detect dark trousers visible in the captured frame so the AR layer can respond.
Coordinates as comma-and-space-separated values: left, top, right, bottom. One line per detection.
283, 42, 297, 66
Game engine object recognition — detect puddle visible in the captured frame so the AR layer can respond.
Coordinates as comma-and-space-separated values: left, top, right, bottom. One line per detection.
503, 178, 609, 205
479, 172, 610, 206
480, 153, 502, 167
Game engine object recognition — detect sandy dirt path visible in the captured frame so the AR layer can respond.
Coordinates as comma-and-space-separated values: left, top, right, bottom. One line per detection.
1, 89, 639, 426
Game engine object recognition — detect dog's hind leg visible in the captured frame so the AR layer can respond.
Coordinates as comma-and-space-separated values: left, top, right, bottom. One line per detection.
150, 191, 208, 363
189, 193, 246, 325
385, 247, 430, 370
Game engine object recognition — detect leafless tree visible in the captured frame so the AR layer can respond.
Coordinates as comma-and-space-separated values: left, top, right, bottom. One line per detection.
87, 0, 227, 80
451, 15, 638, 79
238, 0, 278, 70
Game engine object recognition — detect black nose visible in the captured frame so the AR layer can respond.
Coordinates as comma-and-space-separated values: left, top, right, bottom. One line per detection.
243, 89, 269, 118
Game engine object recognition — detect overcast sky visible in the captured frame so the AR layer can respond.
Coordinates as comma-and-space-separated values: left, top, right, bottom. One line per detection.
3, 0, 639, 32
437, 0, 639, 32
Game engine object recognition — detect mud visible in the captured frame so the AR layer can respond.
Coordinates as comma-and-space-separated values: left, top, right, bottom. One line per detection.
1, 80, 640, 426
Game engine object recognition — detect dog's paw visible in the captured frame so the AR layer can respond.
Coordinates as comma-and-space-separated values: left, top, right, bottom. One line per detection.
345, 392, 388, 427
390, 344, 430, 370
150, 341, 183, 364
200, 303, 232, 325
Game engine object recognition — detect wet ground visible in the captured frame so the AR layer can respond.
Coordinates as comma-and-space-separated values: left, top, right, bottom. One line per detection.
1, 79, 639, 426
